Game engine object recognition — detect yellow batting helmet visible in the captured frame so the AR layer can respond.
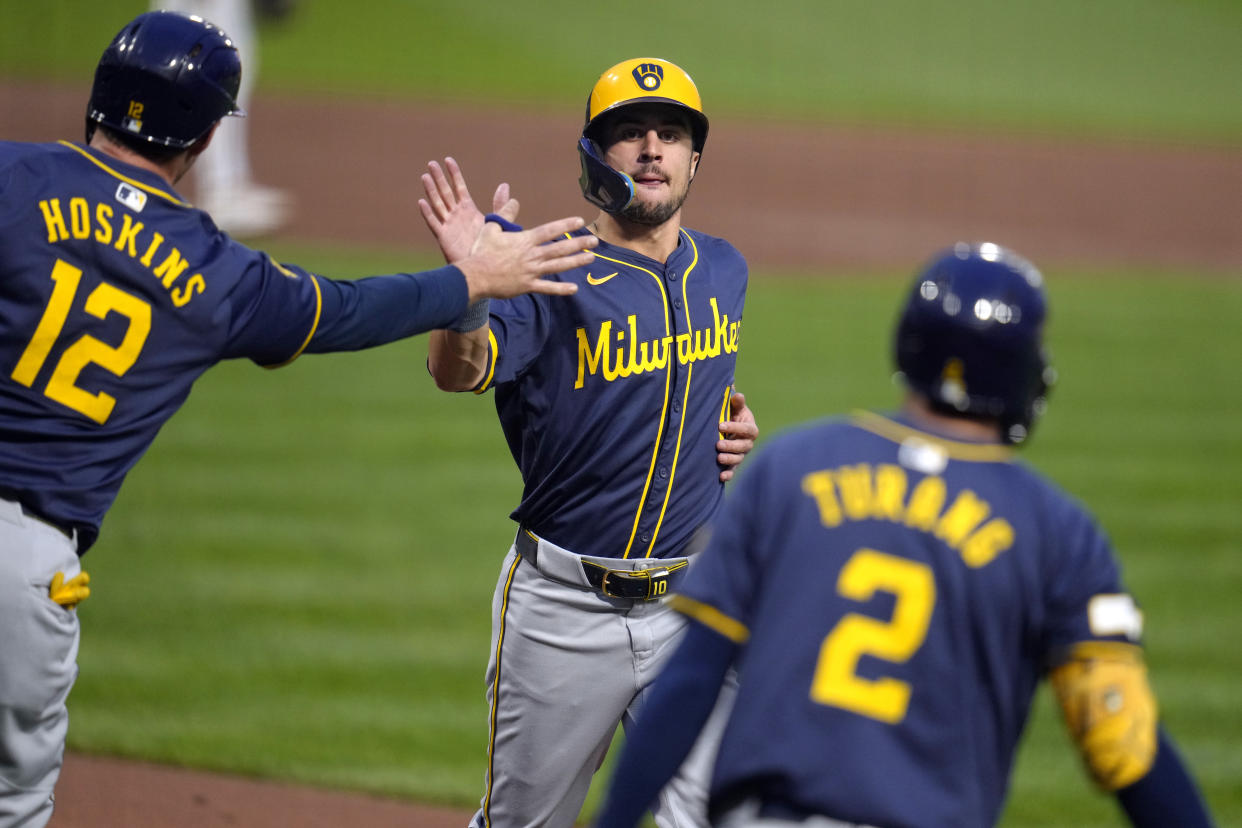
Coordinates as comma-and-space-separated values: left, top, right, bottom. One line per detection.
578, 57, 709, 213
583, 57, 709, 152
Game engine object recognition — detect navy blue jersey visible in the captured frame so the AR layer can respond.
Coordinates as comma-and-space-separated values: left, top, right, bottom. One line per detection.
0, 141, 468, 548
475, 227, 747, 559
674, 411, 1142, 827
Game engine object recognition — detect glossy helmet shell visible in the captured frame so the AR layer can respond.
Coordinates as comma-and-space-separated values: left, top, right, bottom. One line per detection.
86, 11, 243, 149
577, 57, 708, 213
894, 242, 1055, 444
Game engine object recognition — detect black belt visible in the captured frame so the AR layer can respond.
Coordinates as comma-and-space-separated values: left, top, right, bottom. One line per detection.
515, 528, 688, 601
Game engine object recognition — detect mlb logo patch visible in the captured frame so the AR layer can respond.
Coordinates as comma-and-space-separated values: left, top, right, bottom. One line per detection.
116, 182, 147, 212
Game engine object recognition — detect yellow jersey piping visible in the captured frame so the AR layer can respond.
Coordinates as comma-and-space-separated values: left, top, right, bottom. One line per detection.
643, 230, 700, 557
581, 249, 675, 560
266, 274, 323, 369
60, 141, 188, 207
473, 328, 500, 394
481, 550, 524, 826
669, 594, 750, 644
851, 410, 1015, 463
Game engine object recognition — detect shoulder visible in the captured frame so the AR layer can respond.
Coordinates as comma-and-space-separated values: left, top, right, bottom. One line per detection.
681, 227, 746, 264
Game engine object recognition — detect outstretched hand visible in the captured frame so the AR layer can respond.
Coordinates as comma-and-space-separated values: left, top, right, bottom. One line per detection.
419, 157, 513, 263
458, 213, 597, 301
718, 391, 758, 482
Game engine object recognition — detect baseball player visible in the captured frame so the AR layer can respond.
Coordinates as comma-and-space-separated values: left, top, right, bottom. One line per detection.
418, 58, 758, 827
0, 11, 596, 826
591, 243, 1215, 828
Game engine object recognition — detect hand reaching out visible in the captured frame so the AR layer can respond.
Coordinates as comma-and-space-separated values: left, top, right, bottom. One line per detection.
419, 157, 512, 263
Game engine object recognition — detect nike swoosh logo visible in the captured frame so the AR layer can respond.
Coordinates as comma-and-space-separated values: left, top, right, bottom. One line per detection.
586, 271, 619, 286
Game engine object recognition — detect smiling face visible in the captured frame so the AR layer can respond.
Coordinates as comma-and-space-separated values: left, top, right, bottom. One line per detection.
598, 103, 701, 227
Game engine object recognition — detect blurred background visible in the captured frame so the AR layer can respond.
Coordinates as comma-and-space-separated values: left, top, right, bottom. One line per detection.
2, 1, 1240, 825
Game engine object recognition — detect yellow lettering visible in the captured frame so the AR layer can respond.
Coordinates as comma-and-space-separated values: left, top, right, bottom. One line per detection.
575, 322, 610, 389
608, 325, 630, 380
637, 335, 671, 373
171, 273, 205, 307
872, 464, 908, 521
113, 213, 143, 257
802, 470, 843, 528
708, 297, 725, 358
960, 518, 1014, 568
154, 248, 191, 288
935, 490, 991, 549
139, 232, 164, 267
835, 464, 874, 521
94, 203, 114, 244
69, 198, 90, 239
676, 332, 692, 364
38, 199, 69, 242
904, 476, 946, 532
627, 315, 642, 375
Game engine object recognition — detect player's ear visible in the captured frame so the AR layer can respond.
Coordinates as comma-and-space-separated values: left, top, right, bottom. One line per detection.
690, 151, 701, 180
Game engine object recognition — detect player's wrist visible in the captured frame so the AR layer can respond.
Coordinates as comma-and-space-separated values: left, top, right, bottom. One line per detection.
449, 298, 490, 332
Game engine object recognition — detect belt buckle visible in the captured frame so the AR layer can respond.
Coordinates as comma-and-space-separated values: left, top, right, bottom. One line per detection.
601, 566, 672, 601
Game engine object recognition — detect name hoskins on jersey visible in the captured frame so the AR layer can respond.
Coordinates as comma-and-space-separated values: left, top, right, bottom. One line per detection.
36, 193, 211, 308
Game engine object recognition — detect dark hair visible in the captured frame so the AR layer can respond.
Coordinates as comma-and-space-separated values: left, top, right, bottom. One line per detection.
97, 124, 190, 164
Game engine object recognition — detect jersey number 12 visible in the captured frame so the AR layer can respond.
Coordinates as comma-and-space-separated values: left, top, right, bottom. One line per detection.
11, 259, 152, 424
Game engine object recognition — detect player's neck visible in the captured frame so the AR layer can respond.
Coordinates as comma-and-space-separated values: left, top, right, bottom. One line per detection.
901, 393, 1004, 444
88, 133, 187, 188
589, 211, 683, 263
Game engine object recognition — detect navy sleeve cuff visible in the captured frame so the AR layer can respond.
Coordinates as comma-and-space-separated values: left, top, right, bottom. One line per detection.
307, 265, 468, 352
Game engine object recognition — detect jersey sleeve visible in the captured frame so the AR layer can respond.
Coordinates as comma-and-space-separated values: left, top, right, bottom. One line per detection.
476, 293, 550, 390
1041, 494, 1142, 664
217, 246, 468, 366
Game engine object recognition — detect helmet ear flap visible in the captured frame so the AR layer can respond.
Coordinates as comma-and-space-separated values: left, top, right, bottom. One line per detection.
577, 137, 634, 213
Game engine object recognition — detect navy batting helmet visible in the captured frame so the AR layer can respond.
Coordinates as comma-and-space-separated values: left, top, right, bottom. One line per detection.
894, 242, 1055, 445
86, 11, 244, 149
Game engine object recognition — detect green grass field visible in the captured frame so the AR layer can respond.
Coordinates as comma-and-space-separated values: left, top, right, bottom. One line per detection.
66, 247, 1242, 825
4, 0, 1242, 143
5, 1, 1241, 824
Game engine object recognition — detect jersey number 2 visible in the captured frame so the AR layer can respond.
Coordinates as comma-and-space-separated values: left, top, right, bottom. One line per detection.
810, 548, 935, 724
11, 259, 152, 424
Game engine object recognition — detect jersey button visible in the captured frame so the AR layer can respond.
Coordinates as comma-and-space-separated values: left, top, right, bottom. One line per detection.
673, 298, 683, 309
658, 466, 669, 479
668, 271, 678, 281
640, 532, 651, 543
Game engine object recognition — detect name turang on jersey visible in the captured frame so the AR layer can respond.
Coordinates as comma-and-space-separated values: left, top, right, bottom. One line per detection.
801, 461, 1016, 569
36, 193, 208, 307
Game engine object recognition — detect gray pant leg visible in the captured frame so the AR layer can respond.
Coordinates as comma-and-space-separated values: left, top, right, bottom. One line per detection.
0, 507, 81, 828
470, 547, 640, 828
625, 613, 738, 828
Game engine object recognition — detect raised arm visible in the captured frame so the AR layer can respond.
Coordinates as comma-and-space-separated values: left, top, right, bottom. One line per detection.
420, 157, 591, 390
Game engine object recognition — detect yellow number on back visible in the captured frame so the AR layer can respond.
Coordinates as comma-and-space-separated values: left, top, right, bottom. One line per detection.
10, 259, 153, 424
810, 548, 935, 724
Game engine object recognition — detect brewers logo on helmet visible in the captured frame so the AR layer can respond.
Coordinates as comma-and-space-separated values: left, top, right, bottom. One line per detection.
578, 57, 708, 213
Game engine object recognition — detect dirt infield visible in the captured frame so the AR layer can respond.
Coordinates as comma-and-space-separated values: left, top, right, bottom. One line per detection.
5, 79, 1241, 272
3, 77, 1239, 826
